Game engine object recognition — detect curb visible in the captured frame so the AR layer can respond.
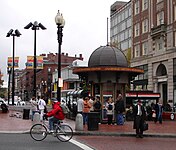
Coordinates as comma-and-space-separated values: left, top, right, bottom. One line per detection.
73, 131, 176, 138
1, 130, 176, 138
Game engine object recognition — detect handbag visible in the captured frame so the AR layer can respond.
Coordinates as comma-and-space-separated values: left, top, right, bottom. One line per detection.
143, 122, 148, 131
152, 112, 156, 118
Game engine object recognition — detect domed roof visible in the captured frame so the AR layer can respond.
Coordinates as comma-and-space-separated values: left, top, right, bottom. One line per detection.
88, 45, 128, 67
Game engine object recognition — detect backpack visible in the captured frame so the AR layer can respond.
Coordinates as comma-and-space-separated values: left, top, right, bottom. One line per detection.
108, 104, 113, 110
60, 104, 70, 115
94, 101, 101, 110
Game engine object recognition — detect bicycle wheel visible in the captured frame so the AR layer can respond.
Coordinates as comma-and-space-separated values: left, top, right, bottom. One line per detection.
56, 124, 73, 142
30, 124, 47, 141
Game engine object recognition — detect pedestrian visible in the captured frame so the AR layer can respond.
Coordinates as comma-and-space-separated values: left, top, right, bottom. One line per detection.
115, 94, 125, 125
77, 96, 84, 114
89, 96, 94, 112
38, 96, 46, 121
17, 97, 22, 106
133, 100, 146, 138
30, 96, 38, 121
106, 97, 114, 125
82, 97, 91, 125
93, 96, 102, 112
93, 96, 102, 123
154, 100, 163, 124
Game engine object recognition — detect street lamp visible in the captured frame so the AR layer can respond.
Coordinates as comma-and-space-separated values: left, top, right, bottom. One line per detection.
55, 10, 65, 102
47, 68, 52, 100
7, 67, 12, 105
6, 29, 21, 105
24, 21, 46, 97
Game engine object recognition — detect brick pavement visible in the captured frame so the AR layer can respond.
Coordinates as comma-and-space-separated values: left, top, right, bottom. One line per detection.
0, 111, 176, 137
0, 110, 176, 137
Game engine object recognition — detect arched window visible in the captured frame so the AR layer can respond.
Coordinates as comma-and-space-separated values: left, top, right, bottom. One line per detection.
156, 64, 167, 76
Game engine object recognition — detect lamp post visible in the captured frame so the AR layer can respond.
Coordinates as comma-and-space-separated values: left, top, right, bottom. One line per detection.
24, 21, 46, 97
55, 10, 65, 101
47, 67, 52, 100
7, 67, 12, 105
6, 29, 21, 105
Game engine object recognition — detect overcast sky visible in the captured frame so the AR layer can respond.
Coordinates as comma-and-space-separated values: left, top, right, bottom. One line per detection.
0, 0, 127, 86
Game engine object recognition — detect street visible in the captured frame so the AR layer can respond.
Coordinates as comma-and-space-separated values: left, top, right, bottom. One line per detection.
0, 133, 92, 150
74, 136, 176, 150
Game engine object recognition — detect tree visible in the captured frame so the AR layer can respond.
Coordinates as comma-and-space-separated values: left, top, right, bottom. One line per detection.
126, 48, 131, 66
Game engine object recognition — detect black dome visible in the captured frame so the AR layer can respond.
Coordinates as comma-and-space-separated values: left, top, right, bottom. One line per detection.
88, 45, 128, 67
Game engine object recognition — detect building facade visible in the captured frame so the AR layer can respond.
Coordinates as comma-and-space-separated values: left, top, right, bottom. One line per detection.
110, 1, 131, 58
110, 0, 176, 106
131, 0, 176, 106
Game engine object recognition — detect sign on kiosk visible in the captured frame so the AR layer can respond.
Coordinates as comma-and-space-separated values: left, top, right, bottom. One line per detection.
58, 78, 63, 87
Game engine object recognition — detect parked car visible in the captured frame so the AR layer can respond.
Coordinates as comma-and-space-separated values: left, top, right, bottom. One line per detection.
0, 98, 8, 105
162, 106, 176, 120
8, 99, 26, 106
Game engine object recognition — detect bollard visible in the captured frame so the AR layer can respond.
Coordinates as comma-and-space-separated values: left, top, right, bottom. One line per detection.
75, 113, 83, 131
33, 112, 40, 125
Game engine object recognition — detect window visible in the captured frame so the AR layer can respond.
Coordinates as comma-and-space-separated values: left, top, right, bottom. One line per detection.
157, 0, 163, 3
125, 10, 128, 19
174, 59, 176, 76
69, 83, 74, 89
174, 5, 176, 21
134, 45, 140, 57
156, 38, 163, 50
142, 19, 148, 33
134, 23, 140, 37
142, 0, 148, 11
142, 42, 148, 55
135, 0, 140, 15
157, 11, 164, 25
127, 18, 131, 28
174, 32, 176, 47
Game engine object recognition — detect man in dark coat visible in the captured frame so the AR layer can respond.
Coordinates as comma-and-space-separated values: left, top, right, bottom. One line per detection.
133, 100, 146, 138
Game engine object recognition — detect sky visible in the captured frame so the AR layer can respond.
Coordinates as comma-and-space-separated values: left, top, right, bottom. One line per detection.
0, 0, 128, 87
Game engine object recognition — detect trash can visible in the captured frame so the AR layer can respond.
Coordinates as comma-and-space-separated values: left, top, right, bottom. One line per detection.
1, 104, 8, 113
23, 109, 30, 120
87, 112, 99, 131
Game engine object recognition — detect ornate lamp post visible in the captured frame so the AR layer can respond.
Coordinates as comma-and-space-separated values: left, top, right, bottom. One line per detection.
6, 29, 21, 105
55, 10, 65, 101
24, 21, 46, 98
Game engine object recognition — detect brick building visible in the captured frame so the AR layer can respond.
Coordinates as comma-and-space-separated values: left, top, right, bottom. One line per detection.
16, 52, 83, 101
130, 0, 176, 106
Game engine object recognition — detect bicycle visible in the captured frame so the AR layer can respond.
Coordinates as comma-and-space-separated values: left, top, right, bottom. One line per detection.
30, 119, 73, 142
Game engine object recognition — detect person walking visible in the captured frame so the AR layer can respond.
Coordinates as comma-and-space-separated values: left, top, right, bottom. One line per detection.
38, 96, 46, 121
106, 97, 114, 125
82, 97, 91, 125
133, 100, 146, 138
30, 96, 38, 121
154, 100, 163, 124
115, 94, 125, 125
77, 96, 84, 114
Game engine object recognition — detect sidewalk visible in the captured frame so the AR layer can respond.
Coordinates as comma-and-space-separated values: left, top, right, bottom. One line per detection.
0, 110, 176, 138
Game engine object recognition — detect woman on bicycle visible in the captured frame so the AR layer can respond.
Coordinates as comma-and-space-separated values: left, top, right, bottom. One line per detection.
46, 98, 65, 132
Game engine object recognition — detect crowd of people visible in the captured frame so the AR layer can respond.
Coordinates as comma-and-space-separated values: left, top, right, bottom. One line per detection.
29, 94, 165, 138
